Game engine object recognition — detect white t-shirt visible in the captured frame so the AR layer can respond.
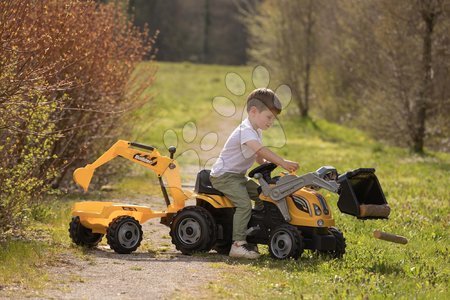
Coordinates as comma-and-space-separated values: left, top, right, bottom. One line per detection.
210, 118, 262, 177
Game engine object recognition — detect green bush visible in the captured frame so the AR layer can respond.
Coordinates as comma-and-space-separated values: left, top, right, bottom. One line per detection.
0, 0, 156, 236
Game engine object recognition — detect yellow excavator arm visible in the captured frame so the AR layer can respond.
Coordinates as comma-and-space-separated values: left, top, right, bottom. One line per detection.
73, 140, 189, 210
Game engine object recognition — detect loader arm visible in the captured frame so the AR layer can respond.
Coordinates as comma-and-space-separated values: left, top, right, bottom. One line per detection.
73, 140, 188, 211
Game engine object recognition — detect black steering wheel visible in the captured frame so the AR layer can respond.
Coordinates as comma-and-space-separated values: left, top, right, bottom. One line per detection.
248, 162, 278, 184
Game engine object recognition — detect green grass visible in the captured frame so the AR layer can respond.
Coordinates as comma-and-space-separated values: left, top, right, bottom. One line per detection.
132, 62, 447, 299
205, 116, 449, 299
0, 201, 74, 293
131, 61, 252, 148
128, 62, 448, 298
0, 240, 53, 288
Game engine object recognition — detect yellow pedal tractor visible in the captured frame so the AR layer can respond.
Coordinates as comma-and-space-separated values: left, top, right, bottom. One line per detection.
70, 140, 390, 259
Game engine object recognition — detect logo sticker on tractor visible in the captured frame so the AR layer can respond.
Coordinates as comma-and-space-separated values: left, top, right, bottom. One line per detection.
133, 154, 157, 166
122, 206, 137, 211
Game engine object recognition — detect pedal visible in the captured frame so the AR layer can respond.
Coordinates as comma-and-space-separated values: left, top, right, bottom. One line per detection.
245, 225, 261, 236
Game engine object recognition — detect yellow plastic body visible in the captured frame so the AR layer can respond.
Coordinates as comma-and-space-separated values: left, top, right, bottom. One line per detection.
261, 188, 335, 228
72, 140, 189, 232
194, 194, 234, 208
72, 201, 169, 234
195, 182, 335, 229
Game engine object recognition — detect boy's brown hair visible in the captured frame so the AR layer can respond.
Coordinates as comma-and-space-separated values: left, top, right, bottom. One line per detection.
246, 88, 282, 114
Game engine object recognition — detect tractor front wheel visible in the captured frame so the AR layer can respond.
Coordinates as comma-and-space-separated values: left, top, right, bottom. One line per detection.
320, 227, 346, 259
106, 216, 143, 254
315, 227, 346, 259
269, 224, 304, 260
69, 216, 103, 247
170, 206, 216, 255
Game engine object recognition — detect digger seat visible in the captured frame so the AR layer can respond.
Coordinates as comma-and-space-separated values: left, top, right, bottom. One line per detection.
194, 170, 224, 196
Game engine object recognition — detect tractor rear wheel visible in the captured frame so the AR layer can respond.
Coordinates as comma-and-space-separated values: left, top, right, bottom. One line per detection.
269, 224, 303, 259
106, 216, 143, 254
170, 206, 216, 255
68, 216, 103, 247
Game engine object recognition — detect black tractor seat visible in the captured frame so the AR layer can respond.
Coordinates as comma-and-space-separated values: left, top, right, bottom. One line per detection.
194, 170, 224, 196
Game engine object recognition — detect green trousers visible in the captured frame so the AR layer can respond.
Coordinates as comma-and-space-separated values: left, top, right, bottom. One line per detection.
210, 172, 263, 241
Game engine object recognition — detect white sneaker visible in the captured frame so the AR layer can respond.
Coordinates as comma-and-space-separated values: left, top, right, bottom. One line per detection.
229, 241, 260, 259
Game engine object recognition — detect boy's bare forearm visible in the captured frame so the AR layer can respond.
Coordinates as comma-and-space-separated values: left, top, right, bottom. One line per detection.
245, 140, 299, 172
256, 154, 266, 164
256, 147, 285, 166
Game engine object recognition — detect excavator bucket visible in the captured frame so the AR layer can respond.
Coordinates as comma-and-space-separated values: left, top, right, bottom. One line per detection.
73, 166, 94, 192
337, 168, 390, 219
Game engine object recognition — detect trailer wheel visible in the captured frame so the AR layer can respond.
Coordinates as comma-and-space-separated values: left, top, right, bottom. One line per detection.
68, 216, 103, 247
269, 224, 303, 260
170, 206, 216, 255
106, 216, 143, 254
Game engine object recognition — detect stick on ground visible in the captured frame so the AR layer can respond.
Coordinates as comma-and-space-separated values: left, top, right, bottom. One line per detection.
373, 230, 408, 244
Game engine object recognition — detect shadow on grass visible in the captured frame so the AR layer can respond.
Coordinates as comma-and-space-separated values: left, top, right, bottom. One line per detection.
77, 245, 227, 264
75, 243, 368, 274
217, 250, 337, 274
365, 261, 405, 276
76, 245, 330, 271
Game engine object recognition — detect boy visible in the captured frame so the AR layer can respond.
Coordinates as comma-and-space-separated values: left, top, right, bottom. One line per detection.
210, 88, 299, 259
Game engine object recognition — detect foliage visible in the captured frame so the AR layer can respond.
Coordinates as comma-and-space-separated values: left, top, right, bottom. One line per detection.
243, 0, 321, 117
0, 90, 58, 234
328, 0, 450, 153
0, 0, 156, 236
244, 0, 450, 153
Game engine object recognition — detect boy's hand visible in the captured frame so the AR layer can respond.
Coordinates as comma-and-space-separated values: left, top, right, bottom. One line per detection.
248, 143, 299, 173
281, 160, 299, 173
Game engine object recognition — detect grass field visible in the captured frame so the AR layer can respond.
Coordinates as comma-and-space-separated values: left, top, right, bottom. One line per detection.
0, 201, 72, 290
131, 64, 450, 299
1, 62, 448, 298
132, 62, 450, 299
209, 118, 450, 299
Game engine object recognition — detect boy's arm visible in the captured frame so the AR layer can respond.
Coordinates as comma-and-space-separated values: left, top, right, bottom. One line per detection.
255, 154, 265, 165
245, 140, 299, 172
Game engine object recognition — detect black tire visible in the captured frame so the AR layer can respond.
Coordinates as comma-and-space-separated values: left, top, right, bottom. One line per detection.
212, 215, 233, 255
324, 227, 346, 259
106, 216, 143, 254
269, 224, 304, 260
170, 206, 216, 255
68, 216, 103, 247
317, 227, 347, 259
213, 239, 232, 255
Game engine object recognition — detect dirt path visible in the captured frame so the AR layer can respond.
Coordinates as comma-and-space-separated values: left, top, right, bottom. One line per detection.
43, 197, 222, 300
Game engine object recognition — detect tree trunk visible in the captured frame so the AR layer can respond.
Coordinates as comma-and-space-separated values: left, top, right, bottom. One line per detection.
413, 2, 439, 153
302, 0, 314, 119
202, 0, 210, 63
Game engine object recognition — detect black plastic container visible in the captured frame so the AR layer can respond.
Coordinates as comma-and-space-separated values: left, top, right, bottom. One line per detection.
337, 168, 388, 218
